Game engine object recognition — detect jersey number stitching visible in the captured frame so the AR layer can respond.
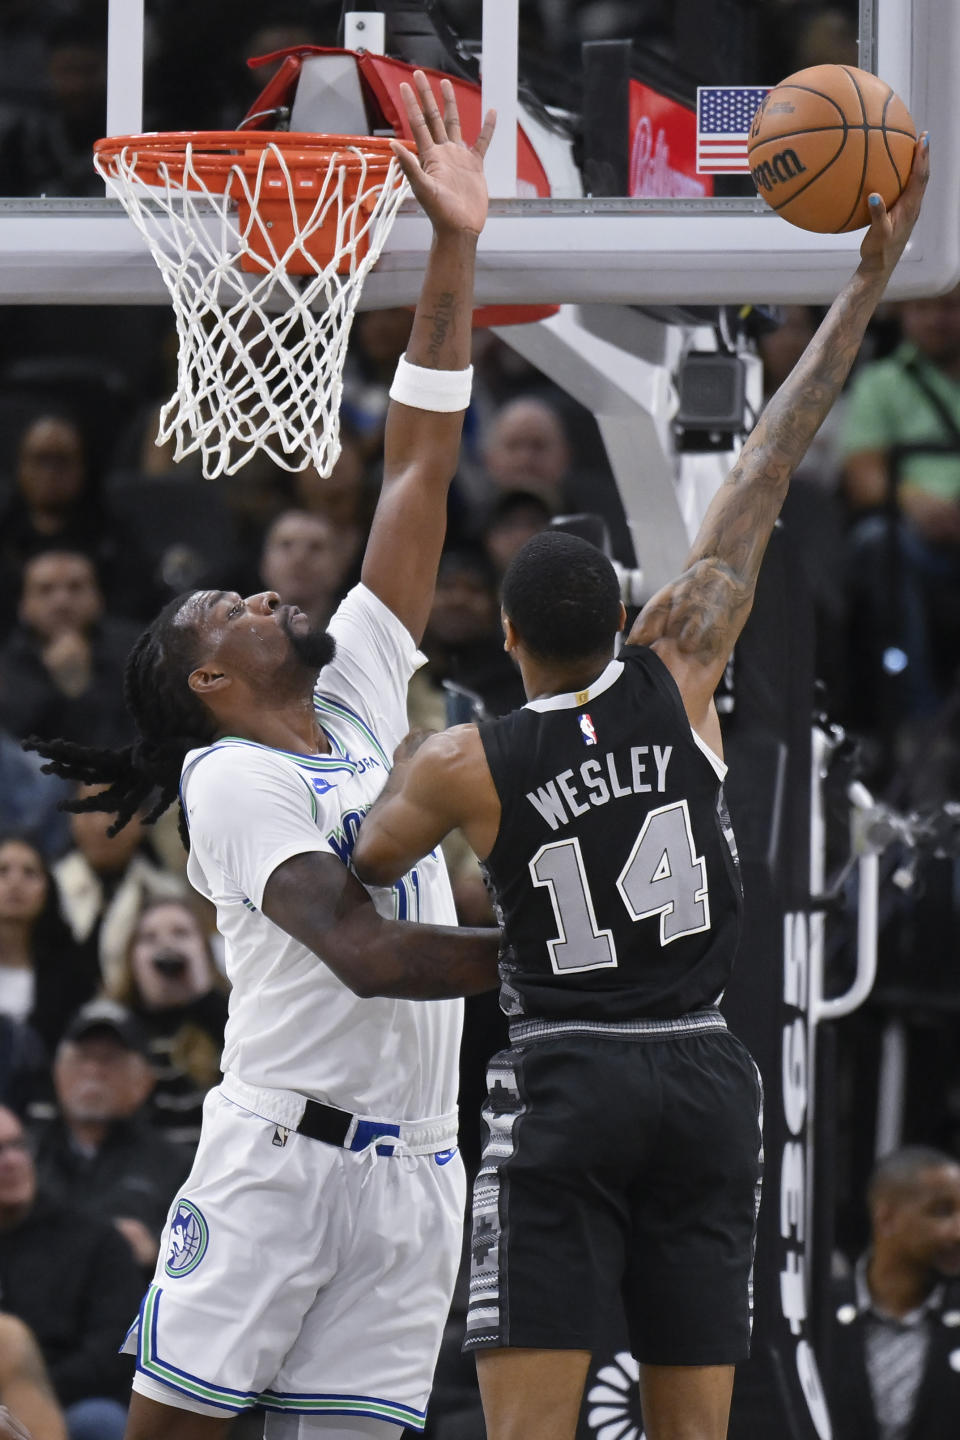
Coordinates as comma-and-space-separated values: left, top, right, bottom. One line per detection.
529, 799, 710, 974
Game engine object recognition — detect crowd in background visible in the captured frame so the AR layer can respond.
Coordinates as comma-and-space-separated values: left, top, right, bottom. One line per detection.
0, 1, 958, 1438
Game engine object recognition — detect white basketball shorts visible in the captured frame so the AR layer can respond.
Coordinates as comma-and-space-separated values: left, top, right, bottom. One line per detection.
123, 1084, 466, 1431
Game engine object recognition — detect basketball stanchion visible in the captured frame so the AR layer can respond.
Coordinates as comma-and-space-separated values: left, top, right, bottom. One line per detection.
93, 131, 412, 480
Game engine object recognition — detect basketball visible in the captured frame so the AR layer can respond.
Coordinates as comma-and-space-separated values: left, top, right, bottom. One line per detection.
747, 64, 917, 233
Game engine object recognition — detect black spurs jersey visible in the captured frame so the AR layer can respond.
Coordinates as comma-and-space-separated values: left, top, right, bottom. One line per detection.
478, 645, 743, 1021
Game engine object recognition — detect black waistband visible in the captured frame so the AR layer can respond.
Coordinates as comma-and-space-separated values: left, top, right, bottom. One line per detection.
296, 1098, 353, 1146
294, 1098, 403, 1154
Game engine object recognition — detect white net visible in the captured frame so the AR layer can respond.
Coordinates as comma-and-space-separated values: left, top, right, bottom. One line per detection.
94, 136, 410, 479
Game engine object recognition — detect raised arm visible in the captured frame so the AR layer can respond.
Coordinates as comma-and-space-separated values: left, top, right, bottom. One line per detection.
354, 724, 500, 887
361, 71, 495, 643
630, 135, 930, 745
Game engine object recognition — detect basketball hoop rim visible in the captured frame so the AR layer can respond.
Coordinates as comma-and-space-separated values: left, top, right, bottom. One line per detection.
93, 130, 412, 188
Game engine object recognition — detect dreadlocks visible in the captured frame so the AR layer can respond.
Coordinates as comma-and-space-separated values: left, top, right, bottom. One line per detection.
22, 593, 216, 849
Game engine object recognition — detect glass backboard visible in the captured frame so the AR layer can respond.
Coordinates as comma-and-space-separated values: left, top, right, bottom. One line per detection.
0, 0, 954, 307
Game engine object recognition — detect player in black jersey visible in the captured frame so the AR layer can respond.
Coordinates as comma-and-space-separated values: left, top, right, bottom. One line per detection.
354, 138, 930, 1440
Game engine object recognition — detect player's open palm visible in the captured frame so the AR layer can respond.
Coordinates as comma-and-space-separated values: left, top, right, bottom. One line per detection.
859, 131, 929, 276
390, 70, 495, 238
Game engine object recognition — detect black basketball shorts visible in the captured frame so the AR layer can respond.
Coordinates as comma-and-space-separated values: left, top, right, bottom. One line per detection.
464, 1012, 763, 1366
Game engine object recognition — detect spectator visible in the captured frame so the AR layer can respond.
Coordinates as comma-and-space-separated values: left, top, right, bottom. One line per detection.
0, 550, 140, 749
406, 546, 518, 927
409, 545, 525, 727
259, 509, 346, 631
0, 832, 96, 1054
841, 284, 960, 733
0, 723, 70, 857
766, 2, 859, 75
0, 415, 102, 629
105, 899, 228, 1149
292, 425, 378, 594
0, 0, 66, 116
216, 460, 296, 594
341, 306, 416, 458
32, 999, 191, 1272
53, 785, 186, 997
481, 487, 553, 576
826, 1145, 960, 1440
0, 1016, 51, 1121
481, 394, 573, 511
758, 304, 848, 705
0, 1313, 67, 1440
0, 11, 107, 198
216, 9, 324, 127
0, 1103, 141, 1440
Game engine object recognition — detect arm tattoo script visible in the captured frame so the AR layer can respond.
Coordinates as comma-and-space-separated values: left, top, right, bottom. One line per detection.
426, 290, 457, 366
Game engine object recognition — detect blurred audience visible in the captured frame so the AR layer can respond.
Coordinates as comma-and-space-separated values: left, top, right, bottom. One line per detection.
106, 900, 228, 1149
53, 787, 186, 997
0, 11, 106, 198
0, 832, 95, 1054
409, 546, 525, 728
762, 2, 859, 79
758, 304, 848, 710
826, 1146, 960, 1440
406, 545, 522, 929
259, 509, 345, 630
841, 286, 960, 737
0, 551, 139, 748
341, 307, 415, 460
292, 429, 378, 594
0, 724, 70, 856
481, 395, 573, 512
32, 999, 190, 1272
481, 488, 553, 576
0, 1015, 50, 1120
0, 414, 118, 630
0, 1313, 66, 1440
0, 1103, 140, 1440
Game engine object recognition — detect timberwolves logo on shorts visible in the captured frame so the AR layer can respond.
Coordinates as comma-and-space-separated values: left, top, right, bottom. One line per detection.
164, 1199, 209, 1278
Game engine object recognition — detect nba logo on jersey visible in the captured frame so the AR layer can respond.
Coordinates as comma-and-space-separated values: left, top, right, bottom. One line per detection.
579, 713, 598, 746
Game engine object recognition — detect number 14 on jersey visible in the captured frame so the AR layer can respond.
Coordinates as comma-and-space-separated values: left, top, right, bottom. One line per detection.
529, 799, 710, 975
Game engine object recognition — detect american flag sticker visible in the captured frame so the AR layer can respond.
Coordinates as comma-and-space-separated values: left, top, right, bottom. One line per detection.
696, 86, 770, 174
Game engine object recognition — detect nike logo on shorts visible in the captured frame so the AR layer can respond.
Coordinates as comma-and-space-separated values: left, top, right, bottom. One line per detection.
434, 1148, 457, 1166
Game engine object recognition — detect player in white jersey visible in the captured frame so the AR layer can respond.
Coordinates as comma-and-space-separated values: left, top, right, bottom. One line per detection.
25, 75, 499, 1440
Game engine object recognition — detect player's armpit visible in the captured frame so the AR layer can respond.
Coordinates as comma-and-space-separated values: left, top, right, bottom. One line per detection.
354, 725, 499, 886
262, 850, 500, 999
628, 560, 752, 732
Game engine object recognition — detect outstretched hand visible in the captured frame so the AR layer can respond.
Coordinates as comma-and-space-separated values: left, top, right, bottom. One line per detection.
859, 131, 930, 277
390, 70, 495, 239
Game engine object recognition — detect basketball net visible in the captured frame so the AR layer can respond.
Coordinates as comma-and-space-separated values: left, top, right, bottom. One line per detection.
94, 135, 410, 479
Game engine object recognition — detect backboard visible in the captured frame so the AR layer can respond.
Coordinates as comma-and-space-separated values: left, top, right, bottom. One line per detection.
0, 0, 955, 307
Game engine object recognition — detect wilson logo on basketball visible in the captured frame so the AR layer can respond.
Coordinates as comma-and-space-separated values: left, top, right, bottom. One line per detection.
751, 148, 807, 192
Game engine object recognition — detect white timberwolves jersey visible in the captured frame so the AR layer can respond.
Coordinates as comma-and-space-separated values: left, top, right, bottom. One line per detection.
181, 584, 462, 1121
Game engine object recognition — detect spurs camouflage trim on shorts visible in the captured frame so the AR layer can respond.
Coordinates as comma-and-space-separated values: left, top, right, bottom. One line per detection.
464, 1049, 526, 1349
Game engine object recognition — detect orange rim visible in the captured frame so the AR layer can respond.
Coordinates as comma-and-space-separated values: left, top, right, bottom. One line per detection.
93, 130, 410, 190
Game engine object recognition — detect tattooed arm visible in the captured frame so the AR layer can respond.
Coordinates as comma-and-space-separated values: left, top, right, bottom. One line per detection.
361, 72, 495, 643
629, 136, 930, 752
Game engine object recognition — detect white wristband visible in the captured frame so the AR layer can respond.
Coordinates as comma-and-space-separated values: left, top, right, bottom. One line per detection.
389, 353, 473, 412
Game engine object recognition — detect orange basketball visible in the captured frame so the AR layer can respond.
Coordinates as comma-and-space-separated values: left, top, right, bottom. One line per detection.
747, 64, 916, 233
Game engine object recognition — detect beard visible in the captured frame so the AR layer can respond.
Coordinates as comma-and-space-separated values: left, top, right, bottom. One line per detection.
279, 608, 337, 675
